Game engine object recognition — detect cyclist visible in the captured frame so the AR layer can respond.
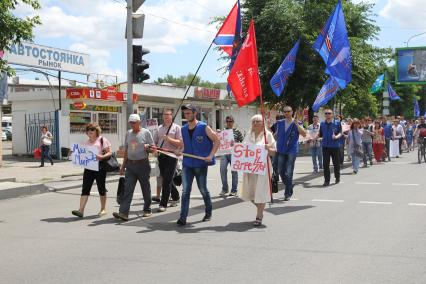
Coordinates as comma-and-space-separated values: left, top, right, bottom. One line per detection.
414, 116, 426, 148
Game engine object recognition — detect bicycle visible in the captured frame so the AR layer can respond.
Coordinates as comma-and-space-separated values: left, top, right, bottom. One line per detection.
417, 137, 426, 164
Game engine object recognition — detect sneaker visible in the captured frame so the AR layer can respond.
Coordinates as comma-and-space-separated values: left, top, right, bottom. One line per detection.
353, 170, 358, 174
229, 191, 238, 197
98, 209, 107, 216
313, 170, 318, 174
169, 200, 179, 207
335, 178, 340, 184
284, 196, 291, 201
177, 218, 186, 226
323, 181, 330, 187
152, 197, 161, 203
157, 206, 166, 213
219, 191, 228, 197
370, 161, 373, 166
112, 212, 129, 221
71, 210, 83, 218
39, 165, 44, 168
202, 214, 211, 222
142, 211, 152, 217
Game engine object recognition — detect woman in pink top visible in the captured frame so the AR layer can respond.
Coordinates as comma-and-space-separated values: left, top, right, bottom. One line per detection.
72, 123, 112, 218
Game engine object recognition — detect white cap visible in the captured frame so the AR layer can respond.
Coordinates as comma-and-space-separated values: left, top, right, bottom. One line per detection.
128, 114, 141, 122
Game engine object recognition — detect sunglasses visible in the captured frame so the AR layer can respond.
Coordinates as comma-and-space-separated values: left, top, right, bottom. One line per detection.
325, 112, 332, 115
87, 128, 96, 131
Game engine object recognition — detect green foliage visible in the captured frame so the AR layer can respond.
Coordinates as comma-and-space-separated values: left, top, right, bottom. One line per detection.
155, 73, 227, 89
0, 0, 41, 75
216, 0, 391, 117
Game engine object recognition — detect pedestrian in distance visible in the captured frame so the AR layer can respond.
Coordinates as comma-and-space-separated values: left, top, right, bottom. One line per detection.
307, 115, 323, 174
372, 120, 385, 163
39, 126, 54, 167
393, 118, 405, 157
176, 104, 220, 226
71, 123, 112, 218
153, 108, 183, 212
382, 117, 393, 162
240, 114, 276, 226
347, 119, 363, 174
319, 109, 342, 187
219, 115, 244, 197
113, 114, 155, 222
275, 106, 306, 201
361, 118, 374, 167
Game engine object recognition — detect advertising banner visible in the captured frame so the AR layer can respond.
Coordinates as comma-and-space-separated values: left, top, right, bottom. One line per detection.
396, 47, 426, 84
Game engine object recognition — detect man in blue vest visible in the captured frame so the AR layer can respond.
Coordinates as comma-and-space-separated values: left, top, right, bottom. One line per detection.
319, 109, 342, 187
177, 104, 220, 226
276, 106, 306, 201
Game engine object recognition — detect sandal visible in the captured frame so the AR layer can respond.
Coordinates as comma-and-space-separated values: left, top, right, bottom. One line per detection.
71, 210, 83, 218
254, 216, 263, 226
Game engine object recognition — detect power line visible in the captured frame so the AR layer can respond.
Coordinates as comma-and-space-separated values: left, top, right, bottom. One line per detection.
185, 0, 223, 15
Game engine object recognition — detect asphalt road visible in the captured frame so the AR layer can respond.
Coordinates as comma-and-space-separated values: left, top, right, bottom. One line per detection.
1, 151, 425, 283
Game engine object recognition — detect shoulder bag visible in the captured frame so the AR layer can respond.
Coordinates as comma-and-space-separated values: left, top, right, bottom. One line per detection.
100, 137, 120, 172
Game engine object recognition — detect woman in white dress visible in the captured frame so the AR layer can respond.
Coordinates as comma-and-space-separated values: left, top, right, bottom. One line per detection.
240, 114, 276, 226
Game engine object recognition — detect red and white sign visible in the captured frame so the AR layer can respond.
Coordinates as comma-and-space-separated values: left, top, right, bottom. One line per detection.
217, 129, 234, 155
231, 143, 268, 175
146, 118, 159, 131
66, 87, 138, 103
194, 87, 220, 100
73, 101, 86, 109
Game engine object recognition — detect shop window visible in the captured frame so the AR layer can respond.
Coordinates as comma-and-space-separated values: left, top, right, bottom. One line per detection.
98, 113, 118, 134
70, 112, 91, 134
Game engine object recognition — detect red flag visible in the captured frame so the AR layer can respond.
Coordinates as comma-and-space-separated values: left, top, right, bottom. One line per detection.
227, 19, 261, 107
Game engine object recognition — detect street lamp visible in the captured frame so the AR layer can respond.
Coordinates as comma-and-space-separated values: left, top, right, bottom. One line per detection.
405, 32, 426, 47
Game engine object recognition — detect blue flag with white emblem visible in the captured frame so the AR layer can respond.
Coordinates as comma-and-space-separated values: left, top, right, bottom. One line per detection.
387, 83, 401, 101
269, 39, 300, 97
414, 97, 420, 117
313, 0, 352, 89
312, 77, 340, 112
370, 74, 384, 94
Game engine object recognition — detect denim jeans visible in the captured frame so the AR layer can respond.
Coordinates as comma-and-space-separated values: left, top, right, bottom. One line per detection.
40, 145, 53, 166
180, 166, 212, 221
277, 153, 297, 198
362, 142, 373, 165
119, 160, 151, 215
351, 153, 360, 172
220, 154, 238, 193
310, 146, 323, 171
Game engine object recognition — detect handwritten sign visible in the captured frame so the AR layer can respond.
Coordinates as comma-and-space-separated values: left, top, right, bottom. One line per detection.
71, 144, 99, 171
146, 118, 159, 131
231, 143, 268, 175
217, 129, 234, 155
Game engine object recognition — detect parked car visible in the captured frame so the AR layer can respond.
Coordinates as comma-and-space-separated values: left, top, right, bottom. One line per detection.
2, 131, 6, 141
2, 128, 12, 140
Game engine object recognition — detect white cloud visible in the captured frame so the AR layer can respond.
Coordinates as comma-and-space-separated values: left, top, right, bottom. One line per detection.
380, 0, 426, 29
17, 0, 234, 79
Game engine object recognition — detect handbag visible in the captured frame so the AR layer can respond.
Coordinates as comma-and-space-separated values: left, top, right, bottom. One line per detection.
100, 137, 120, 172
172, 168, 182, 186
116, 177, 125, 205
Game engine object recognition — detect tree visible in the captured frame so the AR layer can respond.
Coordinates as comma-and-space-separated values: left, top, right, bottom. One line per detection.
155, 73, 227, 89
0, 0, 41, 75
216, 0, 391, 117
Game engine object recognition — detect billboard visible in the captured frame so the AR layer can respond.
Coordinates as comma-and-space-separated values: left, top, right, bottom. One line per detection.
396, 47, 426, 84
3, 42, 90, 74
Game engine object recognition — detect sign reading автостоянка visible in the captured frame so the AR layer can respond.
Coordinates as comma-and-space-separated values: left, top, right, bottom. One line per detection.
4, 42, 90, 74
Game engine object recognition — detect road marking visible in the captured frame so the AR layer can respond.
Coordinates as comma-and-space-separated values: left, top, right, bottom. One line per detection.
312, 199, 344, 203
408, 203, 426, 207
359, 201, 392, 205
355, 182, 381, 185
392, 183, 420, 186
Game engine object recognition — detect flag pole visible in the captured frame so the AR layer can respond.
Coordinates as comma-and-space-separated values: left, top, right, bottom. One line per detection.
258, 87, 274, 204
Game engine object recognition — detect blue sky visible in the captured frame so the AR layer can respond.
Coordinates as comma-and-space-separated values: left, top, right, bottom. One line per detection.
13, 0, 426, 85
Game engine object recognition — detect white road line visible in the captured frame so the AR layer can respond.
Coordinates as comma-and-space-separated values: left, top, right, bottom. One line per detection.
408, 203, 426, 207
392, 183, 420, 186
312, 199, 344, 203
355, 182, 381, 185
359, 201, 392, 205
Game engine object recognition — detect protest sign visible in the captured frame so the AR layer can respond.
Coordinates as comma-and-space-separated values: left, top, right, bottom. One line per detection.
231, 143, 268, 175
71, 144, 99, 171
146, 118, 159, 131
217, 129, 234, 155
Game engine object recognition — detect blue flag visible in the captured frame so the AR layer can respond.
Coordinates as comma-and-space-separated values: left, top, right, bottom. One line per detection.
387, 83, 401, 101
370, 74, 384, 94
269, 39, 300, 97
313, 0, 352, 89
414, 97, 420, 117
312, 77, 340, 112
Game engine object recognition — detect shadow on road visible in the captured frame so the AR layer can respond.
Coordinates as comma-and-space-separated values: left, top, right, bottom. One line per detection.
41, 215, 100, 223
265, 205, 315, 216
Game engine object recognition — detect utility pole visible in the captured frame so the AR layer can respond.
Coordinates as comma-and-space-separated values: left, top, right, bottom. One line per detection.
126, 0, 134, 130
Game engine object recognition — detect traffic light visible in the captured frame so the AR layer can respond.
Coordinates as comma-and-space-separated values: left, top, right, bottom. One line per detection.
133, 45, 150, 83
